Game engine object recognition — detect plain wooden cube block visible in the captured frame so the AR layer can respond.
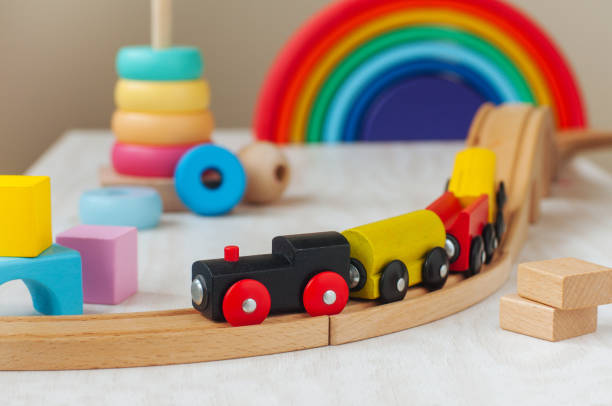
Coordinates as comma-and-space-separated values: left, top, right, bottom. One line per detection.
0, 175, 52, 257
500, 294, 597, 342
517, 257, 612, 309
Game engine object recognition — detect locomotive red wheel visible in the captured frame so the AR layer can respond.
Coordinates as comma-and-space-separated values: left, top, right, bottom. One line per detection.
302, 271, 349, 317
222, 279, 271, 326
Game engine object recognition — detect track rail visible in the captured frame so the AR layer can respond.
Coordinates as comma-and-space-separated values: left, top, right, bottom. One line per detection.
2, 105, 612, 370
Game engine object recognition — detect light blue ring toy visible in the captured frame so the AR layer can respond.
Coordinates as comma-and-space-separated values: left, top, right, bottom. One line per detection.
323, 41, 521, 143
174, 144, 246, 216
116, 46, 203, 81
79, 187, 162, 229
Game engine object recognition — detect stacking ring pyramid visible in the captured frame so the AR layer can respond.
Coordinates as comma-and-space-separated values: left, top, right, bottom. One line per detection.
254, 0, 586, 143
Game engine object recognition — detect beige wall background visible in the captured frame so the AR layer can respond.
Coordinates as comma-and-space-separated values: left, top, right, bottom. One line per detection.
1, 0, 611, 173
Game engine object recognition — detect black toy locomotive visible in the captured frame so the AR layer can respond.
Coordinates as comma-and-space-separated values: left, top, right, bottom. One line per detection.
191, 232, 351, 326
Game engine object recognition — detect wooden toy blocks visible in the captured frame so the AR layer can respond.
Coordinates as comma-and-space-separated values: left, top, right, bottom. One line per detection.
501, 258, 612, 341
56, 225, 138, 305
517, 257, 612, 309
500, 294, 597, 342
0, 175, 52, 257
0, 244, 83, 315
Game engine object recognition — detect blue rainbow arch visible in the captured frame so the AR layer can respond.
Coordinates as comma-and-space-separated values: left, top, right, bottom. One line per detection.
323, 42, 520, 142
344, 60, 502, 141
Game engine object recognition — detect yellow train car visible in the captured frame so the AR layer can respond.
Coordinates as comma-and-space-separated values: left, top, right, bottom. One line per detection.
342, 210, 449, 302
448, 147, 497, 222
445, 146, 507, 265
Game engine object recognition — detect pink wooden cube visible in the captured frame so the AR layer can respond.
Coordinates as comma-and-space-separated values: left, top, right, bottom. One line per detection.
56, 225, 138, 304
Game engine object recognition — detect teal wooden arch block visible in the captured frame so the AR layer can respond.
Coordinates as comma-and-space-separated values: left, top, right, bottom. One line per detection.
0, 244, 83, 315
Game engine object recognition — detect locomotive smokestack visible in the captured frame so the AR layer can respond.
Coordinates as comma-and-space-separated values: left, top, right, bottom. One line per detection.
224, 246, 239, 262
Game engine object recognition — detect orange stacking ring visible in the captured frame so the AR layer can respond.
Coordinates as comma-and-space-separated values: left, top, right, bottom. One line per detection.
112, 110, 215, 146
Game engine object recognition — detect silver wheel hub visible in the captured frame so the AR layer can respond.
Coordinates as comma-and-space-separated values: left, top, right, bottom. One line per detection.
396, 277, 406, 292
481, 251, 486, 264
191, 276, 206, 306
242, 298, 257, 314
349, 264, 361, 289
444, 238, 456, 259
440, 264, 449, 278
323, 290, 337, 305
493, 238, 499, 249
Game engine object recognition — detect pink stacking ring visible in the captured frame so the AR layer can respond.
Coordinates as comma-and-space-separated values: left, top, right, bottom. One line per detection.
112, 142, 202, 177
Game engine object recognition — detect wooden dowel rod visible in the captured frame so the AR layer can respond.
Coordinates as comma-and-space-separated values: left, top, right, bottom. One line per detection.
557, 129, 612, 160
151, 0, 172, 49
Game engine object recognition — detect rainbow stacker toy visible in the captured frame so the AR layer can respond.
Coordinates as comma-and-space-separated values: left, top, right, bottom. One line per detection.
112, 0, 213, 179
102, 0, 290, 216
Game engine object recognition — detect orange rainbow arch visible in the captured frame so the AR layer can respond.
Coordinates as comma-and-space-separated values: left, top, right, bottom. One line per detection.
253, 0, 586, 143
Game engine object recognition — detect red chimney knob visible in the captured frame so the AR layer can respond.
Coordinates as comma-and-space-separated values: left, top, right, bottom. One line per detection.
224, 245, 239, 262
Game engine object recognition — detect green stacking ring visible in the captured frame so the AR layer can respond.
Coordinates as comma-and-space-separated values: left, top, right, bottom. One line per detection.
116, 46, 204, 81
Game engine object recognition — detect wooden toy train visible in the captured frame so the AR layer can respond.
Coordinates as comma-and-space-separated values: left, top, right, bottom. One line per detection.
191, 147, 506, 326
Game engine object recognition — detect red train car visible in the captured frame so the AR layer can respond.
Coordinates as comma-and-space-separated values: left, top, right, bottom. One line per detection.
427, 192, 493, 275
427, 147, 505, 276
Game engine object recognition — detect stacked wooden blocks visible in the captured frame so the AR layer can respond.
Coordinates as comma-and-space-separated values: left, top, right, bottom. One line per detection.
500, 258, 612, 341
0, 176, 83, 315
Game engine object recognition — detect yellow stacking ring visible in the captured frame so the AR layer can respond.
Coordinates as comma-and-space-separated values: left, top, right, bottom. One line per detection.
115, 79, 211, 113
112, 110, 215, 146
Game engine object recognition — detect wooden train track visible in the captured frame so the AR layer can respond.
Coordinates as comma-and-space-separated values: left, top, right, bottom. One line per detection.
2, 104, 612, 371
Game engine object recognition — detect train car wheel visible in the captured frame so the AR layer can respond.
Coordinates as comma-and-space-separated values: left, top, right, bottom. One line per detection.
468, 236, 486, 276
222, 279, 271, 326
348, 258, 367, 292
496, 181, 507, 209
303, 271, 349, 317
495, 211, 506, 241
445, 234, 461, 263
482, 224, 498, 264
422, 247, 450, 291
379, 261, 409, 303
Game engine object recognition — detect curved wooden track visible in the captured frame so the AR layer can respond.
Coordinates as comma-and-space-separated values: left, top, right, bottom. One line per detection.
3, 104, 612, 370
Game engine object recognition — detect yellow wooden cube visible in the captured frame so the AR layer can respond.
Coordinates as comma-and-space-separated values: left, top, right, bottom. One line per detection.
0, 176, 52, 257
